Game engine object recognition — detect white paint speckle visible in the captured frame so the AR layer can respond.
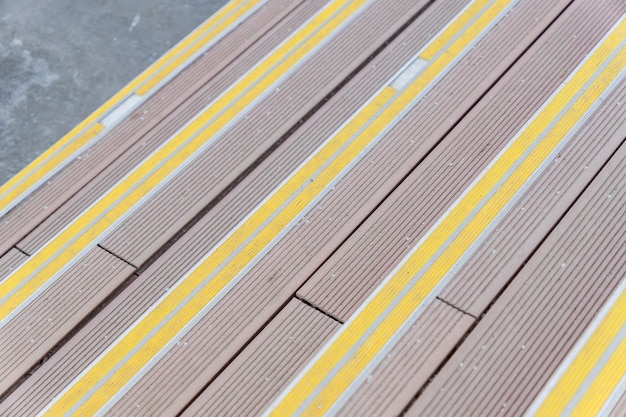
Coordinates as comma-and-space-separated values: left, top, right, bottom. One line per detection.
129, 13, 141, 32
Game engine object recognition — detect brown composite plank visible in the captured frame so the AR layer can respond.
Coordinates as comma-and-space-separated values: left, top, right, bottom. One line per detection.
406, 141, 626, 416
296, 0, 604, 322
88, 0, 468, 414
438, 80, 626, 316
0, 1, 465, 414
102, 0, 576, 414
15, 0, 315, 256
0, 249, 27, 282
97, 0, 441, 267
2, 0, 575, 412
0, 247, 135, 396
0, 0, 299, 256
335, 300, 473, 417
182, 299, 340, 417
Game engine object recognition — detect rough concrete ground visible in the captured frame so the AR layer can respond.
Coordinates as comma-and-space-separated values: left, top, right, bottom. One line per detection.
0, 0, 228, 185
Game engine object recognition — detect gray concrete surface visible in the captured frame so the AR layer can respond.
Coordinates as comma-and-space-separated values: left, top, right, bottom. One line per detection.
0, 0, 228, 186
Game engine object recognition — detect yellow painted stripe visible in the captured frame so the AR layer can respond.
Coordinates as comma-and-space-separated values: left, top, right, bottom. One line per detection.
0, 0, 261, 213
0, 0, 366, 321
0, 123, 105, 210
135, 0, 256, 95
40, 1, 504, 414
574, 338, 626, 417
51, 85, 397, 417
268, 17, 626, 417
533, 289, 626, 416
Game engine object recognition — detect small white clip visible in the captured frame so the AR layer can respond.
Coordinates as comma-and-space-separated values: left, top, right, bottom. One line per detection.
101, 94, 143, 128
390, 57, 428, 90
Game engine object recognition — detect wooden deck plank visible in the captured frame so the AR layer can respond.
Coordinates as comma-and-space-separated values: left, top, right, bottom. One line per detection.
0, 249, 27, 283
0, 0, 284, 256
98, 0, 438, 267
0, 247, 135, 396
297, 0, 586, 322
406, 140, 626, 416
0, 0, 623, 414
182, 299, 340, 417
15, 0, 310, 256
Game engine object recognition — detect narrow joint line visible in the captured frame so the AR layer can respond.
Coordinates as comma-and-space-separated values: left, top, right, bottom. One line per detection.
97, 244, 137, 269
436, 296, 477, 319
295, 295, 344, 324
13, 246, 31, 257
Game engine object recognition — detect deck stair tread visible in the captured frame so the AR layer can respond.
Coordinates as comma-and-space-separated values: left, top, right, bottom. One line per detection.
0, 0, 624, 415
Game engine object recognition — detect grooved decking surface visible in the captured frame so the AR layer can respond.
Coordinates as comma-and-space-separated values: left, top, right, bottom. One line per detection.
0, 0, 624, 415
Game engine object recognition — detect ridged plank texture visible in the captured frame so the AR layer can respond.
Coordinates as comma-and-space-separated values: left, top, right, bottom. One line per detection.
335, 300, 473, 417
103, 1, 576, 414
16, 0, 315, 256
407, 141, 626, 417
182, 299, 340, 417
297, 0, 582, 322
0, 0, 441, 414
0, 247, 135, 395
0, 249, 27, 282
439, 77, 626, 316
99, 0, 439, 267
0, 0, 297, 256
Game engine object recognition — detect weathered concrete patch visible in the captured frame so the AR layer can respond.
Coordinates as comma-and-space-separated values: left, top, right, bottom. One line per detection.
0, 0, 227, 185
0, 38, 58, 128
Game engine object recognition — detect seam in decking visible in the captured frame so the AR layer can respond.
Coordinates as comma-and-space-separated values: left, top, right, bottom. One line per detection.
97, 245, 137, 269
294, 295, 344, 324
12, 246, 29, 258
413, 133, 626, 414
435, 296, 476, 318
265, 6, 625, 414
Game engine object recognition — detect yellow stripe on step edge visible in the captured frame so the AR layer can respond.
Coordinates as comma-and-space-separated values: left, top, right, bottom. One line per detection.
53, 84, 398, 417
0, 0, 367, 320
533, 287, 626, 417
266, 15, 626, 417
0, 0, 261, 213
39, 0, 514, 415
